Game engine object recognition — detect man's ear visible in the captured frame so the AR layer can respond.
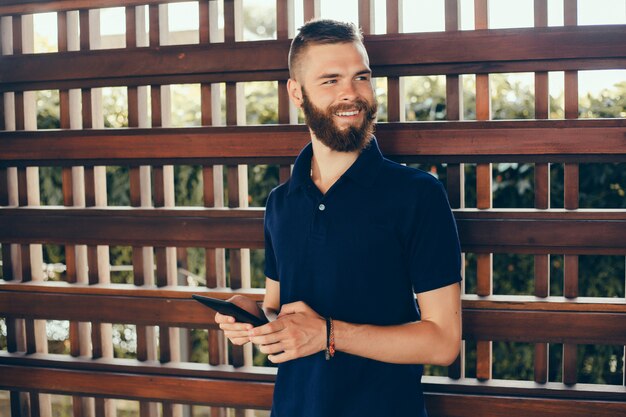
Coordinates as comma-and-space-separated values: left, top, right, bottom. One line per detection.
287, 78, 303, 108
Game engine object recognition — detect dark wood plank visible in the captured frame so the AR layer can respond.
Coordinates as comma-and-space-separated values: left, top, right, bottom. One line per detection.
4, 26, 624, 91
15, 92, 25, 131
81, 89, 92, 129
2, 207, 626, 253
126, 6, 136, 48
476, 341, 491, 381
534, 342, 548, 384
303, 0, 315, 21
562, 343, 577, 385
223, 0, 235, 44
3, 351, 626, 401
0, 364, 274, 409
79, 9, 89, 50
199, 0, 210, 44
149, 4, 159, 47
563, 254, 578, 298
0, 0, 200, 14
12, 15, 22, 55
276, 0, 289, 40
424, 392, 626, 417
358, 0, 372, 35
3, 287, 624, 343
57, 11, 68, 52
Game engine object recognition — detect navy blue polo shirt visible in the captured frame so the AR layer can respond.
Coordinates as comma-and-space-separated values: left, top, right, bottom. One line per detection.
264, 137, 462, 417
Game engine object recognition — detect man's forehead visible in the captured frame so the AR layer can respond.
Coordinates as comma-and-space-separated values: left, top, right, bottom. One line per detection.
300, 42, 370, 78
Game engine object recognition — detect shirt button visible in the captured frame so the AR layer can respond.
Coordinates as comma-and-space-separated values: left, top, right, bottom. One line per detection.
318, 203, 326, 211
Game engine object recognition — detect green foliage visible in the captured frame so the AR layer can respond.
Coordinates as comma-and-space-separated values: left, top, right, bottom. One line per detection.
492, 342, 535, 381
580, 81, 626, 118
405, 76, 446, 121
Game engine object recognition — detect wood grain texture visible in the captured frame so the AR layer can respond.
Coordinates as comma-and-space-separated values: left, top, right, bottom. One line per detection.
3, 26, 625, 91
2, 121, 625, 167
2, 207, 626, 253
3, 285, 623, 343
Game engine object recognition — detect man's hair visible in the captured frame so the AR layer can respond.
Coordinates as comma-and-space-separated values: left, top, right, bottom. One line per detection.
288, 19, 364, 80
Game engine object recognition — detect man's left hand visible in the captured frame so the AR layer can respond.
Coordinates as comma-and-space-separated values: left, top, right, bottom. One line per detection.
248, 301, 326, 364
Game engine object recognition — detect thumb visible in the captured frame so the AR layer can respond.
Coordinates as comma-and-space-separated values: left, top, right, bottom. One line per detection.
278, 301, 306, 317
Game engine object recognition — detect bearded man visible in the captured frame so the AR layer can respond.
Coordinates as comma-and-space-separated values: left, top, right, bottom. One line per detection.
215, 19, 462, 417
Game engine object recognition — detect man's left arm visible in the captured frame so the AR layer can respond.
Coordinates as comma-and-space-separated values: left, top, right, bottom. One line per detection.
248, 282, 461, 365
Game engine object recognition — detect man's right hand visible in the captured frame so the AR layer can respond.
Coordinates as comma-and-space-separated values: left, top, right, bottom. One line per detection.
214, 295, 261, 345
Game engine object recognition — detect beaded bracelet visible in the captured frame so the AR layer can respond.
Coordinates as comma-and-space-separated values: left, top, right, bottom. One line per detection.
325, 317, 335, 360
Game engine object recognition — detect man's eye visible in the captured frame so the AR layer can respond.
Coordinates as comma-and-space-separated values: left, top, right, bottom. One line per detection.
323, 80, 337, 85
356, 76, 370, 81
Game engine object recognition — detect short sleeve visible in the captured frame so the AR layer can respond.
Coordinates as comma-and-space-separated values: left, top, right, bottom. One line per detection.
408, 178, 462, 293
263, 191, 279, 281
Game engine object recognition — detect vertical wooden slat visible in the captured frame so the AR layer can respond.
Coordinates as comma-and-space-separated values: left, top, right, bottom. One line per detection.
79, 10, 89, 50
199, 0, 210, 44
12, 15, 22, 55
223, 0, 235, 43
81, 89, 92, 129
561, 0, 579, 388
444, 0, 464, 380
59, 12, 84, 416
563, 343, 578, 385
277, 0, 292, 186
358, 0, 373, 35
224, 2, 247, 374
532, 0, 551, 386
303, 0, 316, 22
386, 0, 401, 123
15, 92, 24, 131
474, 0, 493, 383
149, 4, 160, 47
126, 5, 136, 48
476, 339, 492, 381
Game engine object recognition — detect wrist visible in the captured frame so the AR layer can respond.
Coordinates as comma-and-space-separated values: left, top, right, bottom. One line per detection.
324, 316, 336, 360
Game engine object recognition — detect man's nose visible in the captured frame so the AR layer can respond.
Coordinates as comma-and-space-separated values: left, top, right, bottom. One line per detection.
339, 81, 358, 101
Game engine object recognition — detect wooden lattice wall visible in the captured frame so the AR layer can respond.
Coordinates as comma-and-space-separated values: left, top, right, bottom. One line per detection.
0, 0, 625, 416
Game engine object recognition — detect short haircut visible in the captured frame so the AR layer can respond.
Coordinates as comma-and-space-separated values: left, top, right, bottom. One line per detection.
288, 19, 364, 80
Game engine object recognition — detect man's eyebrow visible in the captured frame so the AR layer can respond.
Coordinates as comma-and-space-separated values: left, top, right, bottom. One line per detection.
317, 69, 372, 80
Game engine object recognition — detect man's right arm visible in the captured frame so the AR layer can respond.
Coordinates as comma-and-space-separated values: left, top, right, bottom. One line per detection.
215, 278, 280, 345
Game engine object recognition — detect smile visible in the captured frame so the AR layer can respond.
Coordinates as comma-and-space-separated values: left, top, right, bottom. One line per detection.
335, 110, 360, 117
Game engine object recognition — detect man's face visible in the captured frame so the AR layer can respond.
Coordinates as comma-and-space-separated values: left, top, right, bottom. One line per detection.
290, 42, 377, 152
301, 86, 376, 152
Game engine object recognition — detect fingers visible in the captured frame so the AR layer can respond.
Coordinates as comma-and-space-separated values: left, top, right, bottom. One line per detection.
258, 342, 284, 355
249, 330, 282, 346
215, 312, 253, 345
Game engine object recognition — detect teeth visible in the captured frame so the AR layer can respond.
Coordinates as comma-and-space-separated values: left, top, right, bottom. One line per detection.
336, 110, 359, 117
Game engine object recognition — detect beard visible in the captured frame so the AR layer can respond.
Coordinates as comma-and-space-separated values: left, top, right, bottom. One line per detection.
301, 88, 377, 152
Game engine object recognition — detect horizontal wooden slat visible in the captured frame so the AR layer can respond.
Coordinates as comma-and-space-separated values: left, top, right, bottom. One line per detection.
1, 282, 624, 313
1, 284, 624, 343
454, 211, 626, 253
1, 120, 625, 167
0, 359, 624, 412
1, 207, 625, 253
0, 364, 274, 409
1, 26, 624, 91
0, 0, 192, 14
0, 207, 266, 247
424, 392, 626, 417
0, 352, 624, 402
0, 352, 276, 381
463, 309, 626, 344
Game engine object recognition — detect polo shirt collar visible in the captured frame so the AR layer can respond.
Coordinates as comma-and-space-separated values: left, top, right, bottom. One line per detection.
288, 136, 384, 195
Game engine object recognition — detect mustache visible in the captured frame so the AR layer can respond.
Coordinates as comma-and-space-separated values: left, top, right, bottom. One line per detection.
328, 99, 377, 120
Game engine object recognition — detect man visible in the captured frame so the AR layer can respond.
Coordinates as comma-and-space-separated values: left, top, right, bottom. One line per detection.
215, 19, 462, 417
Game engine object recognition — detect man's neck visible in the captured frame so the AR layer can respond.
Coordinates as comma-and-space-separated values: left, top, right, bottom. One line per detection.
310, 136, 360, 195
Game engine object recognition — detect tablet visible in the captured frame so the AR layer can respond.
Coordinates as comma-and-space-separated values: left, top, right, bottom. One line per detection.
192, 294, 269, 327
